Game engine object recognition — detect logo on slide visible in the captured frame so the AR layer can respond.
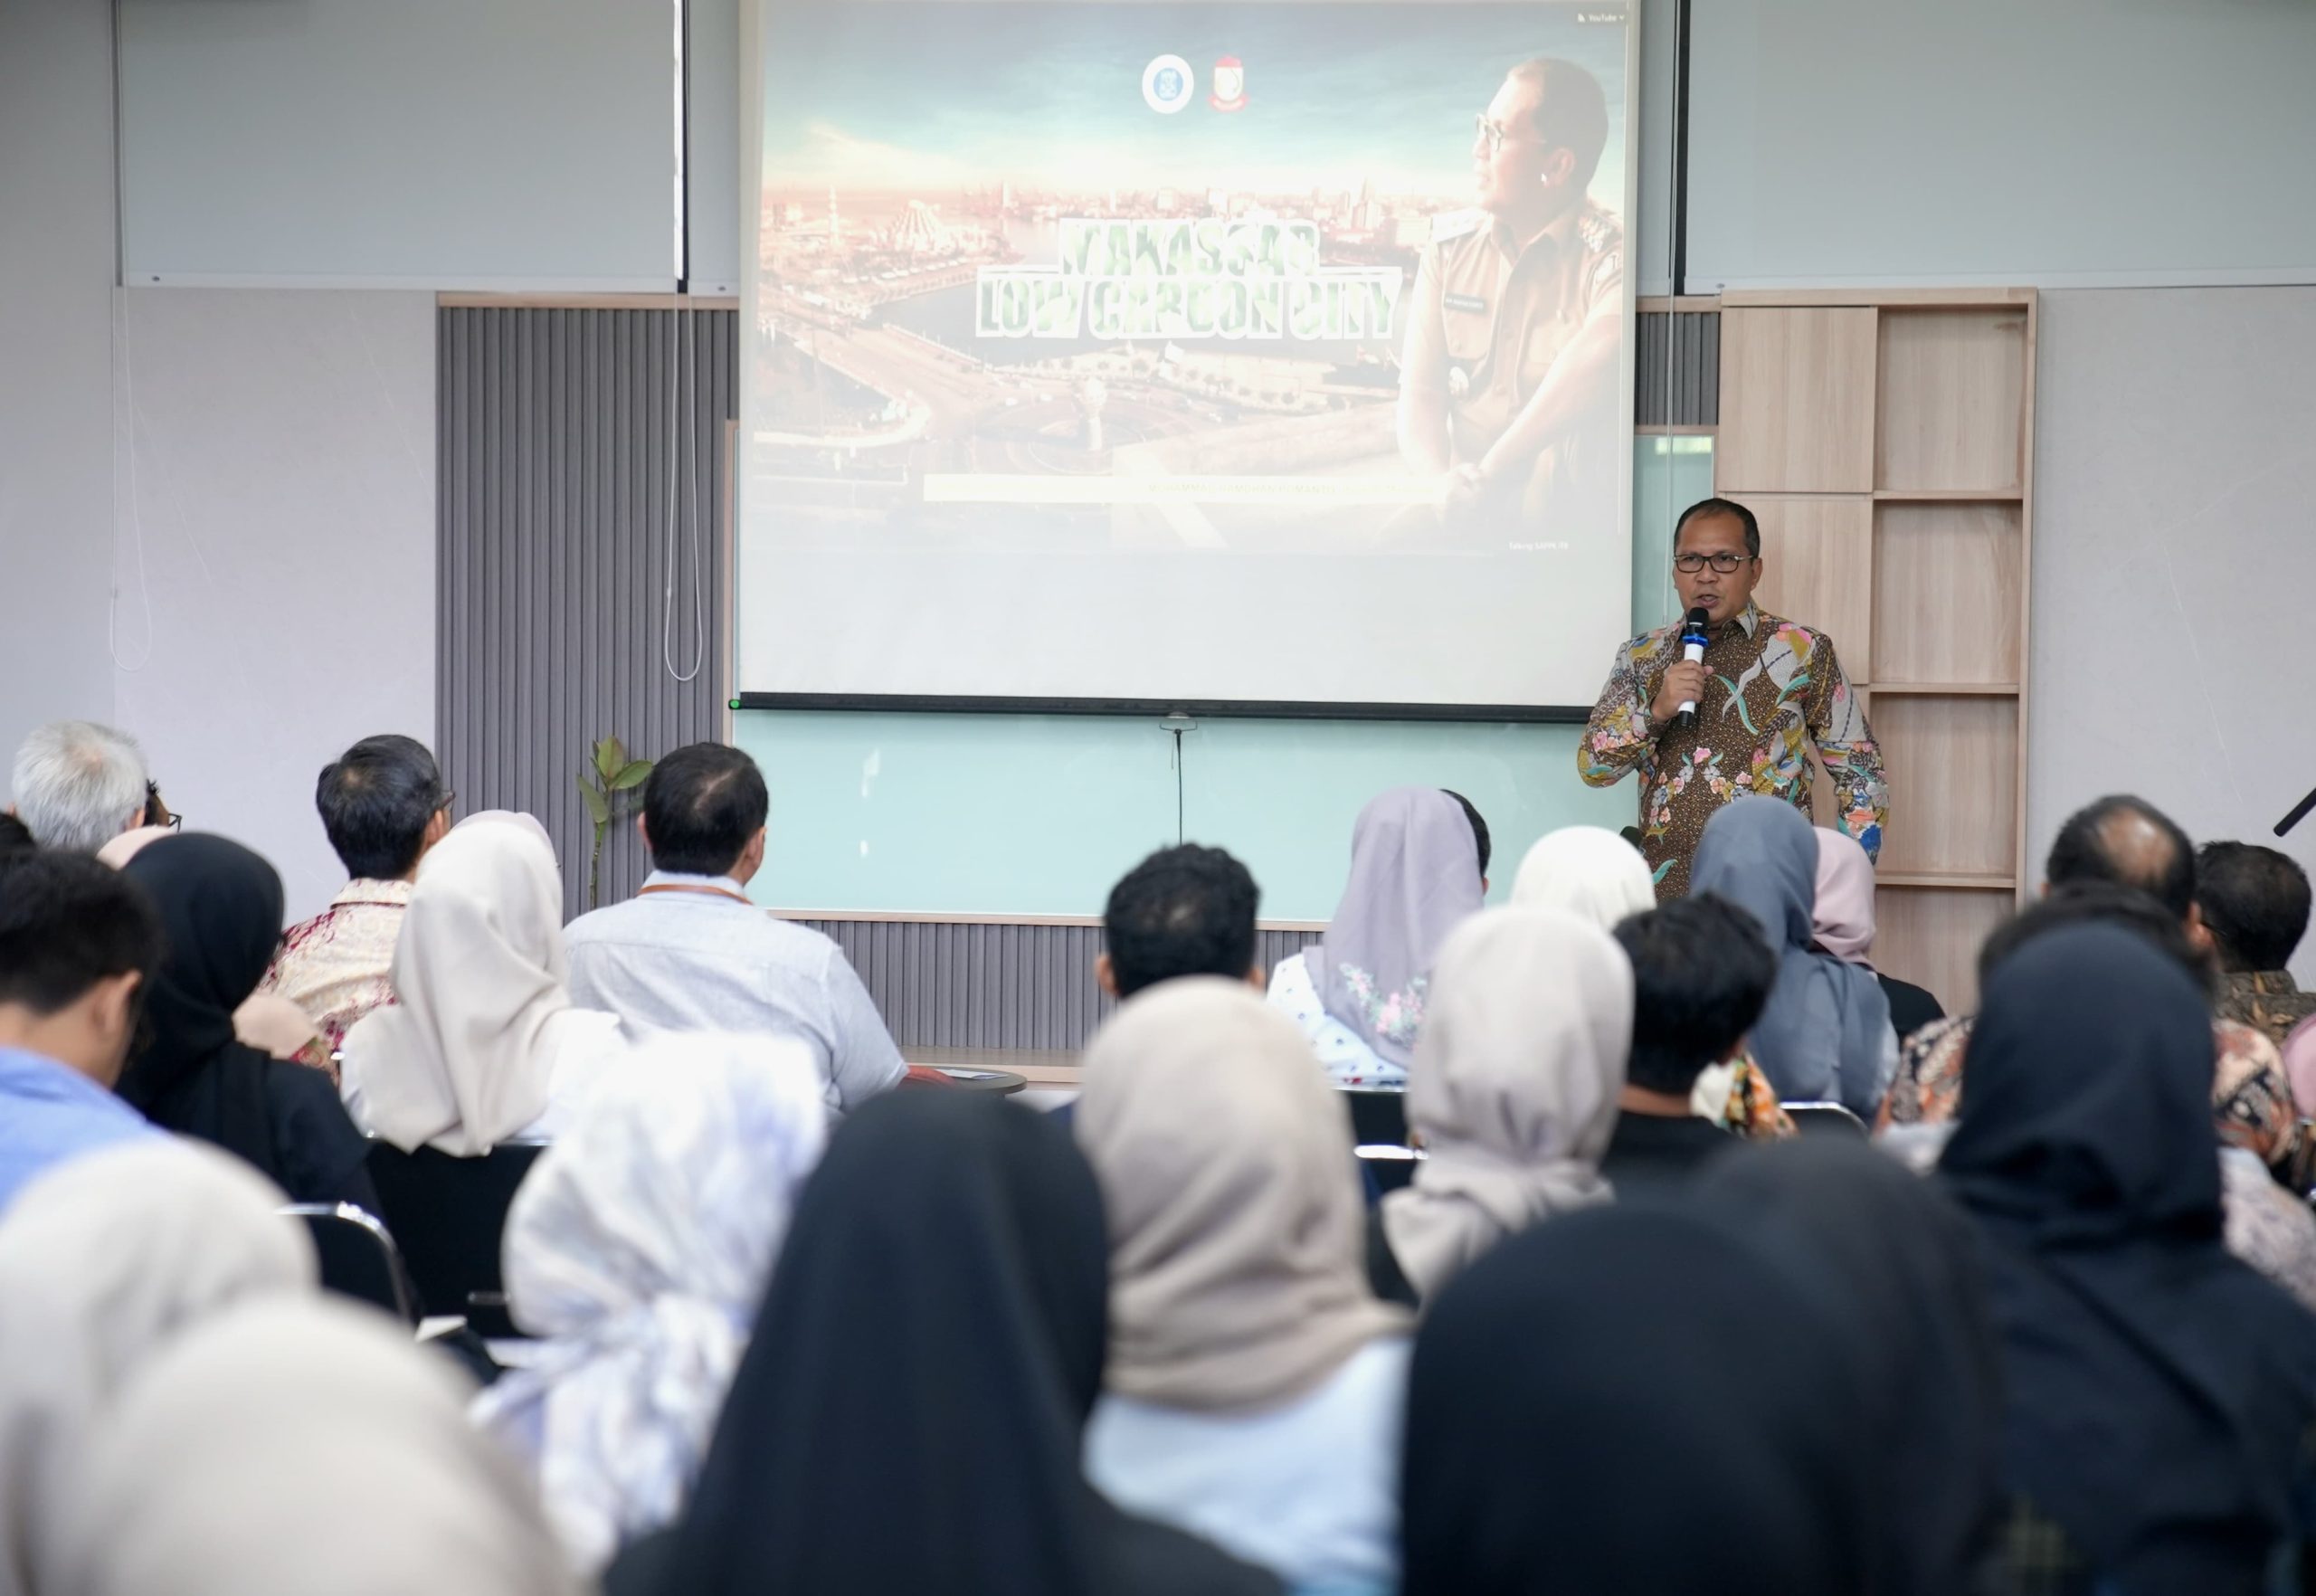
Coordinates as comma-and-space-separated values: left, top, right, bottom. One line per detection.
1143, 54, 1194, 114
1210, 56, 1247, 111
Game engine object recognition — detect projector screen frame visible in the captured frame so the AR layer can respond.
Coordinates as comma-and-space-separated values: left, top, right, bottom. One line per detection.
732, 692, 1591, 722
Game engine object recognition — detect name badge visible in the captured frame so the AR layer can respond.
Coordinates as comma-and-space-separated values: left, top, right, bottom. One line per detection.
1442, 292, 1488, 315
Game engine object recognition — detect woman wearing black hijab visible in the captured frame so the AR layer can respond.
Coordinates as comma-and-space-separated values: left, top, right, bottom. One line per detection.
1401, 1202, 1879, 1596
606, 1089, 1279, 1596
117, 835, 376, 1211
1698, 1138, 2005, 1596
1940, 924, 2316, 1595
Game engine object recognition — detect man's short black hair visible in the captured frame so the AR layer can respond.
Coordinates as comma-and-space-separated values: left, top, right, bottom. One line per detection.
1102, 844, 1260, 1000
1441, 790, 1491, 879
1613, 893, 1778, 1096
315, 735, 445, 881
2194, 841, 2312, 974
0, 849, 165, 1015
1675, 496, 1761, 559
2045, 794, 2196, 922
1979, 880, 2214, 1000
0, 812, 33, 853
642, 742, 770, 877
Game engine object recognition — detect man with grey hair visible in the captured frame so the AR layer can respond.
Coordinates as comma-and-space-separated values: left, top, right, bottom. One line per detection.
8, 721, 150, 854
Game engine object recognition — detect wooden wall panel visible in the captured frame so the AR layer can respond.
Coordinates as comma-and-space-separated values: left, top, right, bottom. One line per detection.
1715, 308, 1877, 492
1872, 695, 2020, 879
1872, 503, 2024, 685
1749, 497, 1875, 673
1876, 886, 2013, 1015
1875, 309, 2029, 491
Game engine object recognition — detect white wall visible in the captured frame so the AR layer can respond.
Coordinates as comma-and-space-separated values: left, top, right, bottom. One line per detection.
2029, 287, 2316, 983
1686, 0, 2316, 290
119, 0, 679, 290
112, 290, 437, 922
0, 0, 119, 769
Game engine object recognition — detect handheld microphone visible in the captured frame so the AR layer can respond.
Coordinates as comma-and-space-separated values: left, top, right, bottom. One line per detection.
1674, 606, 1711, 731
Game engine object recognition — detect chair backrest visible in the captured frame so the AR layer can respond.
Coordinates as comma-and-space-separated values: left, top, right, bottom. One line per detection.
362, 1140, 550, 1338
1341, 1088, 1410, 1149
1354, 1143, 1425, 1193
1780, 1101, 1870, 1139
284, 1203, 419, 1325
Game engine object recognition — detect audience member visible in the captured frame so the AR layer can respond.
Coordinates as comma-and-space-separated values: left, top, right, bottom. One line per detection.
0, 851, 164, 1210
1373, 907, 1628, 1306
1096, 844, 1262, 1000
473, 1033, 830, 1574
1697, 1142, 2003, 1596
604, 1092, 1280, 1596
1938, 926, 2316, 1592
0, 1141, 316, 1596
116, 835, 378, 1210
1439, 790, 1492, 889
1599, 893, 1775, 1190
1267, 788, 1486, 1089
1812, 827, 1943, 1040
6, 721, 147, 854
0, 814, 31, 854
563, 742, 902, 1115
1690, 796, 1894, 1116
49, 1297, 577, 1596
1401, 1204, 1879, 1596
138, 781, 175, 831
1076, 981, 1409, 1596
1890, 799, 2304, 1179
258, 735, 452, 1073
1506, 822, 1653, 924
342, 815, 622, 1153
2196, 841, 2316, 1050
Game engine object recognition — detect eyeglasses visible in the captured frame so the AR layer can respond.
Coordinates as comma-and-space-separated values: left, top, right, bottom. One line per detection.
437, 789, 456, 815
1473, 112, 1532, 157
1674, 552, 1752, 575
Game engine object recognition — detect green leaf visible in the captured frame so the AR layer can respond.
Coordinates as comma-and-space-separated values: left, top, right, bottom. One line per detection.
609, 758, 654, 792
593, 736, 627, 779
576, 775, 610, 827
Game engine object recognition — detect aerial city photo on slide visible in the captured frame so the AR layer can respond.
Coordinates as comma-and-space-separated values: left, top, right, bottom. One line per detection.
751, 0, 1630, 562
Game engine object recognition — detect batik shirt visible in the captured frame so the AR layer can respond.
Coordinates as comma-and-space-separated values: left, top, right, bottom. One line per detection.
257, 879, 413, 1078
1578, 603, 1887, 898
2218, 971, 2316, 1053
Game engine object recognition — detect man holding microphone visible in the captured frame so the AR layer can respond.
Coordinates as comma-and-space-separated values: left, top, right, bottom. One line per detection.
1579, 497, 1888, 898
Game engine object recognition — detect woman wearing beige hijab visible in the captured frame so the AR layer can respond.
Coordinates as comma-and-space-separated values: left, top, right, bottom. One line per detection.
1376, 907, 1633, 1306
48, 1296, 578, 1596
1508, 824, 1656, 928
1077, 980, 1410, 1596
340, 815, 622, 1154
0, 1140, 316, 1596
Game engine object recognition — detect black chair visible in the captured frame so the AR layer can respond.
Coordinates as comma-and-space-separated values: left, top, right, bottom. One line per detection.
1341, 1088, 1410, 1148
1354, 1143, 1425, 1194
1780, 1101, 1870, 1139
285, 1203, 419, 1325
363, 1140, 550, 1339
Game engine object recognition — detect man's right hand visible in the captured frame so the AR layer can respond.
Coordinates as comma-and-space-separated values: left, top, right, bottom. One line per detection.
1651, 660, 1711, 727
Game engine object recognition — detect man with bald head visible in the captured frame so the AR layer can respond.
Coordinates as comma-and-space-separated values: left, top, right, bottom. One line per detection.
2044, 793, 2198, 924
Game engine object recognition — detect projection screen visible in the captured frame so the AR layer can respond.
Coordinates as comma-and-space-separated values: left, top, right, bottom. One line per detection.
739, 0, 1636, 713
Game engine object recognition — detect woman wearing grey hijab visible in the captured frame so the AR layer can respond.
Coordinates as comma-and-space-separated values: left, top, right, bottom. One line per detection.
1269, 788, 1487, 1088
1378, 907, 1632, 1305
1688, 797, 1894, 1116
50, 1297, 577, 1596
0, 1141, 317, 1596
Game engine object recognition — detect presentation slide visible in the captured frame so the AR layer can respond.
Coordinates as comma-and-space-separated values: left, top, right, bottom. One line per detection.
742, 0, 1634, 710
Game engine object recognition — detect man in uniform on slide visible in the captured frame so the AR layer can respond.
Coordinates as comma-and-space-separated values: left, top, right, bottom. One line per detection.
1578, 497, 1889, 899
1397, 55, 1622, 537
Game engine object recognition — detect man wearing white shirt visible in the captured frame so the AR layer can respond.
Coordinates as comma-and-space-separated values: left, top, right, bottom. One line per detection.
562, 743, 904, 1114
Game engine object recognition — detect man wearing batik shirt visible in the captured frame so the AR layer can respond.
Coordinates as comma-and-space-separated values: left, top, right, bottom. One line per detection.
258, 735, 451, 1076
1579, 497, 1887, 898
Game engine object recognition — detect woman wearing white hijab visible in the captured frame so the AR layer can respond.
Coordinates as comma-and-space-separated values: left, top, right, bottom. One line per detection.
48, 1296, 578, 1596
340, 814, 622, 1154
1508, 824, 1656, 929
1077, 980, 1410, 1596
472, 1033, 831, 1574
1376, 907, 1633, 1306
0, 1141, 315, 1596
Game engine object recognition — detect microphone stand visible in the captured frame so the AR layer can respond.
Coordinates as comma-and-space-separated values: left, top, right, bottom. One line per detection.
2276, 782, 2316, 839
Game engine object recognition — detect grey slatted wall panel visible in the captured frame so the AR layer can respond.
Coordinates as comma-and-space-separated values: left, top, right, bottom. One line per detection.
794, 920, 1325, 1051
439, 308, 736, 917
1635, 309, 1720, 428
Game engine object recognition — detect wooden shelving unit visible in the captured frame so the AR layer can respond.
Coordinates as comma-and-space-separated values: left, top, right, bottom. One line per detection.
1714, 290, 2036, 1010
